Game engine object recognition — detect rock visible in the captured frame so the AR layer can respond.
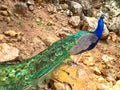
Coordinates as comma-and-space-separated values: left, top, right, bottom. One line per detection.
0, 34, 5, 40
107, 32, 117, 42
56, 28, 71, 38
66, 10, 73, 16
97, 77, 113, 90
113, 80, 120, 90
107, 16, 120, 35
54, 82, 71, 90
50, 0, 58, 6
82, 54, 95, 66
70, 55, 81, 64
68, 1, 82, 16
34, 0, 43, 3
27, 0, 35, 5
28, 5, 34, 11
68, 16, 80, 27
78, 52, 95, 66
0, 5, 8, 10
47, 4, 57, 14
79, 20, 89, 30
102, 55, 114, 62
0, 43, 19, 62
16, 32, 24, 41
114, 0, 120, 8
98, 77, 107, 84
0, 11, 9, 16
92, 0, 102, 9
97, 84, 113, 90
7, 10, 13, 16
14, 2, 28, 15
101, 4, 120, 35
3, 17, 11, 23
74, 0, 93, 16
61, 4, 69, 10
52, 63, 98, 90
106, 76, 116, 82
92, 67, 101, 75
101, 4, 120, 17
4, 30, 18, 37
43, 36, 57, 46
85, 16, 109, 38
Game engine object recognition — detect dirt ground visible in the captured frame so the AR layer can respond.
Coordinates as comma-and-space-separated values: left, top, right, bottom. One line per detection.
0, 0, 120, 89
0, 1, 78, 60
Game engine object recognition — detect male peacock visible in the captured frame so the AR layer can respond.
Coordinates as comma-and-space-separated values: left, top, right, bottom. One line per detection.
69, 14, 105, 54
0, 14, 105, 90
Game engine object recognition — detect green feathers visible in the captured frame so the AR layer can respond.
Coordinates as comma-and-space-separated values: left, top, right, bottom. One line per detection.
0, 30, 89, 90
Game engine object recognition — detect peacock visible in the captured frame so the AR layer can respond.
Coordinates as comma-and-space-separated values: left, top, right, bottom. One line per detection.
0, 14, 105, 90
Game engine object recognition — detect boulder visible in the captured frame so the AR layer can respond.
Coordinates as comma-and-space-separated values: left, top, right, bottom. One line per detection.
52, 63, 98, 90
68, 1, 82, 16
107, 16, 120, 35
68, 16, 80, 27
14, 2, 28, 15
74, 0, 93, 16
0, 43, 19, 62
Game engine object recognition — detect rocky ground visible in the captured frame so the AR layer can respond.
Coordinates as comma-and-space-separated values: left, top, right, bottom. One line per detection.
0, 0, 120, 90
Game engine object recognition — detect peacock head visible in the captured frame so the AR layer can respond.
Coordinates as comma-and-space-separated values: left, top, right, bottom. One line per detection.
100, 13, 105, 19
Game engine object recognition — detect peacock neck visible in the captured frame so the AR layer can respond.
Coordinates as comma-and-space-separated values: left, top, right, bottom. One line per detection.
93, 17, 104, 40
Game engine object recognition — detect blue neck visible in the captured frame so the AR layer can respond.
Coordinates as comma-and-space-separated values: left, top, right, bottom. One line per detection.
93, 17, 104, 40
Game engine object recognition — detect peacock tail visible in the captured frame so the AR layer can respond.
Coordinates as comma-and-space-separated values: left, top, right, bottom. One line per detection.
0, 30, 89, 90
